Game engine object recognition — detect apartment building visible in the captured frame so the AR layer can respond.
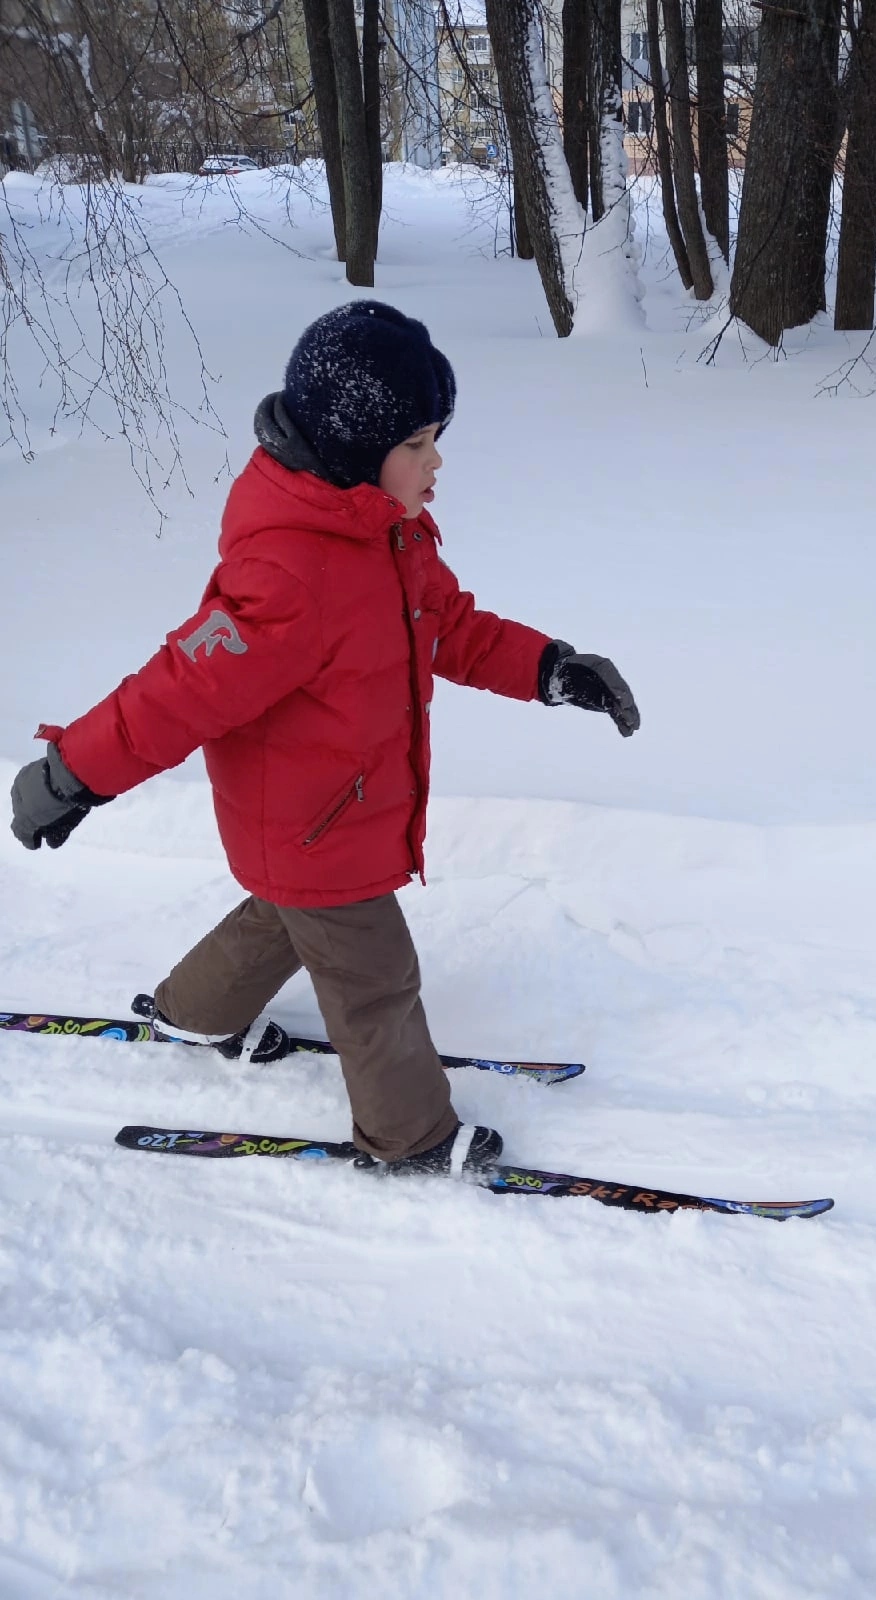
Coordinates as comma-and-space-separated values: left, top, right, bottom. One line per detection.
539, 0, 758, 174
620, 2, 759, 171
436, 3, 502, 165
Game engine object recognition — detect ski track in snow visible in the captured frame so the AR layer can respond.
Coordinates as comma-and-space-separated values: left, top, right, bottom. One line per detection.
1, 164, 875, 1598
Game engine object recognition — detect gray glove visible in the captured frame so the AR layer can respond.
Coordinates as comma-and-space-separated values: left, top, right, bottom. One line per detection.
539, 640, 640, 738
10, 744, 112, 850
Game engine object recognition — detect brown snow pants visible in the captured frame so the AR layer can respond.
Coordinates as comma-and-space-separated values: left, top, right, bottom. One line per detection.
153, 893, 457, 1162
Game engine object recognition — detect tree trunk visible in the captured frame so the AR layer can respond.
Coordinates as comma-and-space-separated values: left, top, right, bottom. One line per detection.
562, 0, 589, 211
362, 0, 383, 257
646, 0, 693, 289
512, 166, 535, 258
694, 0, 729, 261
730, 0, 841, 343
120, 105, 138, 184
588, 0, 623, 220
326, 0, 375, 287
831, 9, 856, 164
596, 0, 626, 217
302, 0, 347, 261
661, 0, 713, 296
835, 0, 876, 328
486, 0, 581, 335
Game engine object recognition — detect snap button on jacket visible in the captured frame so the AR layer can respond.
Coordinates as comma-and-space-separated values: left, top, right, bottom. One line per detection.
53, 450, 551, 907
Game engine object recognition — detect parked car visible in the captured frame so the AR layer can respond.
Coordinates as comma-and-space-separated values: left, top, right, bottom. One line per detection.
197, 154, 260, 177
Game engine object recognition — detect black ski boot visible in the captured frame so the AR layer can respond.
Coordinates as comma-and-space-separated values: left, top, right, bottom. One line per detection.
132, 993, 290, 1064
356, 1123, 503, 1179
211, 1021, 290, 1065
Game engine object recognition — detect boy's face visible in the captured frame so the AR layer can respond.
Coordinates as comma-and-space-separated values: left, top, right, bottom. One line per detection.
378, 424, 443, 519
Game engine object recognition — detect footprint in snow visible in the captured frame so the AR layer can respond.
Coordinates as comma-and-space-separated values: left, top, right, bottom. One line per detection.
300, 1417, 468, 1538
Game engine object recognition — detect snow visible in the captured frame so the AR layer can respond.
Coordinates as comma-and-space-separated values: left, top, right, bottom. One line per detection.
1, 160, 875, 1598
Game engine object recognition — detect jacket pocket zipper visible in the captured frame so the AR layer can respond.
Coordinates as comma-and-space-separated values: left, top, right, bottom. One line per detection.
301, 775, 364, 848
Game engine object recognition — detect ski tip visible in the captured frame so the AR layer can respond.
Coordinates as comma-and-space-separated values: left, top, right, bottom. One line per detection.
545, 1062, 586, 1084
497, 1064, 586, 1083
450, 1057, 586, 1082
706, 1194, 835, 1220
116, 1125, 159, 1148
762, 1196, 835, 1220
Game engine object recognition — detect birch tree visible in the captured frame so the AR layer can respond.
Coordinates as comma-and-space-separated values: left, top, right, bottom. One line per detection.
587, 0, 624, 223
485, 0, 581, 333
486, 0, 639, 336
560, 0, 626, 227
0, 0, 222, 498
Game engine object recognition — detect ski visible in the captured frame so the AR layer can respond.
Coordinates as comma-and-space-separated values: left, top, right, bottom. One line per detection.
0, 1002, 585, 1085
115, 1125, 834, 1220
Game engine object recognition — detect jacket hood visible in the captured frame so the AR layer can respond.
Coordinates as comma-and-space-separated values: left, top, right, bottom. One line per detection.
254, 391, 333, 479
222, 448, 427, 563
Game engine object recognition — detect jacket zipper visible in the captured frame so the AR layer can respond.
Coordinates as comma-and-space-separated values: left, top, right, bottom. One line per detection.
391, 518, 427, 879
302, 775, 364, 848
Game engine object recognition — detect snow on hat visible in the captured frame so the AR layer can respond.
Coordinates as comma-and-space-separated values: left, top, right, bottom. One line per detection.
282, 301, 456, 489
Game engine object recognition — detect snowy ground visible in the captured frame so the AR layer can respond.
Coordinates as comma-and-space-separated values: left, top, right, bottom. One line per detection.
1, 163, 874, 1599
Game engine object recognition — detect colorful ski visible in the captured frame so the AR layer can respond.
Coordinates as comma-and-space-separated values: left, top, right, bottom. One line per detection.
115, 1125, 834, 1220
0, 1004, 585, 1085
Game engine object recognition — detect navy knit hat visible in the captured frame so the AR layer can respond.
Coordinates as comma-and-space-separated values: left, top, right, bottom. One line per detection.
282, 301, 456, 489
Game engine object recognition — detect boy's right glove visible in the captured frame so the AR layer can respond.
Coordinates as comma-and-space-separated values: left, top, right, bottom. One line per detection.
538, 640, 640, 738
10, 744, 113, 850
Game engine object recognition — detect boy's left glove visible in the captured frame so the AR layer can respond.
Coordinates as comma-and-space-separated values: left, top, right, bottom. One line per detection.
539, 640, 640, 738
10, 744, 113, 850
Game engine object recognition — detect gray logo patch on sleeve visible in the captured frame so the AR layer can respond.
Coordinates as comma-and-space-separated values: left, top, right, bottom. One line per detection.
178, 609, 248, 662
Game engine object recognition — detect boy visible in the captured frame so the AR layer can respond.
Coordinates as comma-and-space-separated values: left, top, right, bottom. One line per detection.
10, 302, 639, 1177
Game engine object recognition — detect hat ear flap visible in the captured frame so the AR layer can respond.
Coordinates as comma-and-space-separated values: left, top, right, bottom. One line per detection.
432, 349, 456, 434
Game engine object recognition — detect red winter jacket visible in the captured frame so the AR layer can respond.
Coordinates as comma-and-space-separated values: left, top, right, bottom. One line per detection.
51, 450, 551, 906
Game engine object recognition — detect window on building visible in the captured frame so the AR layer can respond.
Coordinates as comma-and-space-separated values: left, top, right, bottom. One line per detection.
629, 31, 650, 60
725, 101, 740, 137
452, 66, 464, 86
723, 24, 741, 63
722, 24, 759, 65
627, 99, 652, 136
